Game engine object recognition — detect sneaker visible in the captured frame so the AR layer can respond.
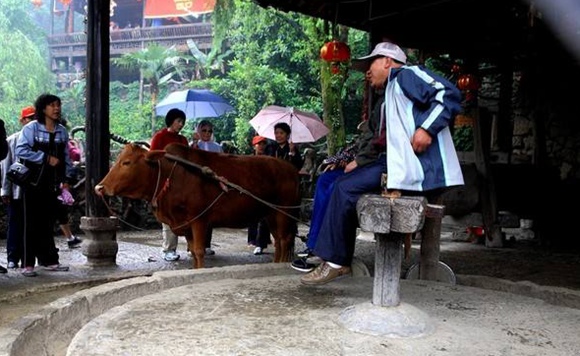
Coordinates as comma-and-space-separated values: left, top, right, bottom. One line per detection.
300, 262, 351, 285
67, 236, 82, 248
163, 251, 180, 261
43, 264, 70, 272
305, 255, 323, 265
205, 248, 216, 256
7, 261, 18, 269
21, 268, 37, 277
297, 248, 313, 258
0, 265, 6, 274
291, 257, 316, 273
253, 247, 263, 255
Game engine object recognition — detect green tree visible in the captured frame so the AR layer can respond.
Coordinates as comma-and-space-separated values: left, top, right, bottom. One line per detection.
0, 0, 55, 134
212, 0, 368, 154
112, 44, 194, 135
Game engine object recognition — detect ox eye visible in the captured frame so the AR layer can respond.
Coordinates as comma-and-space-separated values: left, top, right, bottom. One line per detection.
121, 160, 131, 166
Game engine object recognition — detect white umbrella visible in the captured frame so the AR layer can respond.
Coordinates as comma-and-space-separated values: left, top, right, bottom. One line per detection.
155, 89, 234, 120
249, 105, 329, 143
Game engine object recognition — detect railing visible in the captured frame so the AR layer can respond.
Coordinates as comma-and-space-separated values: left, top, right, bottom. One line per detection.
48, 23, 213, 57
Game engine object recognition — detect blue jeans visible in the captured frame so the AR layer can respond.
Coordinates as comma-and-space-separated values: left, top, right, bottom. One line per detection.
306, 169, 345, 250
313, 156, 386, 266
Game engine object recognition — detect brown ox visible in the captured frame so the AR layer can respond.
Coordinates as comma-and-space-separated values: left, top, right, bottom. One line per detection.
95, 143, 300, 268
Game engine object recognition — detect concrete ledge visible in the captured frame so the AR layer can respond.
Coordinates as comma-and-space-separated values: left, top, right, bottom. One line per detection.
457, 274, 580, 309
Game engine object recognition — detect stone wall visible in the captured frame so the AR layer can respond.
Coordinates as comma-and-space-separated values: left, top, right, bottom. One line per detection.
479, 71, 580, 182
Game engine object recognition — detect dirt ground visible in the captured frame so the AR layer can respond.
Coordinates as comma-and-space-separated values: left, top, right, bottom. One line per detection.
1, 225, 580, 330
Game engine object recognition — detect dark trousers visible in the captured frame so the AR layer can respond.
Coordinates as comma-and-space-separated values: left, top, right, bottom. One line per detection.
6, 199, 24, 265
247, 219, 271, 248
22, 187, 60, 268
205, 229, 213, 249
306, 169, 345, 250
313, 155, 386, 266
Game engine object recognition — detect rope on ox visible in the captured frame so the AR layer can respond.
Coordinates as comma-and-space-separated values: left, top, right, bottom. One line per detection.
164, 153, 304, 225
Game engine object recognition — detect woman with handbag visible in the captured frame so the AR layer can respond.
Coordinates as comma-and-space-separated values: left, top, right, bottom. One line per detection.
15, 94, 75, 277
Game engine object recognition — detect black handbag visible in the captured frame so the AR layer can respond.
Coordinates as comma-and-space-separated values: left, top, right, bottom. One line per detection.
6, 161, 44, 187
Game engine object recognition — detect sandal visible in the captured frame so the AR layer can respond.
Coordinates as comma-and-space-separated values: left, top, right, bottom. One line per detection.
22, 269, 38, 277
43, 264, 69, 272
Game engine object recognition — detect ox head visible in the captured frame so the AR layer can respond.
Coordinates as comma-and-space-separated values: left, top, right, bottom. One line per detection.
95, 143, 165, 200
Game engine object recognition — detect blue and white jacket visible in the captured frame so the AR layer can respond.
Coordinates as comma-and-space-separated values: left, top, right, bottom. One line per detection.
15, 120, 74, 188
384, 65, 464, 191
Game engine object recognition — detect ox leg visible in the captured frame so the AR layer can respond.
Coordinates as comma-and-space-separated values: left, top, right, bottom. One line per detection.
269, 213, 295, 263
189, 223, 207, 269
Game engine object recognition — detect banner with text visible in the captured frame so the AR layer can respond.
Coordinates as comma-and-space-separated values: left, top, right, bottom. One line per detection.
144, 0, 216, 18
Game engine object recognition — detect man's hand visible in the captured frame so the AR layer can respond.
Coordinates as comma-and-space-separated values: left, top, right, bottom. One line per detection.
344, 160, 358, 173
411, 128, 432, 153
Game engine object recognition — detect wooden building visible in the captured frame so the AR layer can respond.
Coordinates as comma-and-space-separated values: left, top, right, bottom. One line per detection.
46, 0, 215, 85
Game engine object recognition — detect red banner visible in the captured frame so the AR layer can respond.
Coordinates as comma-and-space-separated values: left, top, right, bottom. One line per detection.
144, 0, 216, 18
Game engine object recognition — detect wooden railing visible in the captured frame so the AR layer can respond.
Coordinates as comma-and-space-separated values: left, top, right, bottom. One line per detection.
48, 23, 213, 57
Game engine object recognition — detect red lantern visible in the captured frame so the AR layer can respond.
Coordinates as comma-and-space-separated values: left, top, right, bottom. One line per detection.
320, 40, 350, 75
31, 0, 43, 8
457, 74, 480, 91
59, 0, 72, 5
320, 40, 351, 63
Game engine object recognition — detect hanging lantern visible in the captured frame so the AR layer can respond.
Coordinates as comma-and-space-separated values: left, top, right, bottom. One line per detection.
320, 40, 350, 75
31, 0, 43, 8
59, 0, 72, 5
320, 40, 351, 63
457, 74, 480, 91
451, 63, 462, 74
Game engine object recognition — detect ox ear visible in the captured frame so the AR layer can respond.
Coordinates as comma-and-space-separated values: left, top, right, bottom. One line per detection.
145, 149, 166, 163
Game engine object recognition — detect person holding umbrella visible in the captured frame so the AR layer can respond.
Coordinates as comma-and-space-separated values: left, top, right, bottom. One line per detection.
265, 122, 303, 170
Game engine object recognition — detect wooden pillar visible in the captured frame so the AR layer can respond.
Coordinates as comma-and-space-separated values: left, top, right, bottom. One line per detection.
84, 0, 110, 218
373, 233, 403, 307
472, 108, 503, 247
81, 0, 119, 266
419, 204, 445, 280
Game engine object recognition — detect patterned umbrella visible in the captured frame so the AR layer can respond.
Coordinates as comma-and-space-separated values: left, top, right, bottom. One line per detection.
249, 105, 329, 143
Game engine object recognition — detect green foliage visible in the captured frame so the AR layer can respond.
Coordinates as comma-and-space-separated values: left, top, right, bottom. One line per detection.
109, 81, 153, 141
452, 125, 474, 151
210, 0, 369, 152
0, 0, 55, 134
57, 81, 86, 128
112, 44, 196, 135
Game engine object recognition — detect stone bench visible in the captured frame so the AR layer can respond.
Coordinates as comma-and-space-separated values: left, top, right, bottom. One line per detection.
338, 194, 453, 337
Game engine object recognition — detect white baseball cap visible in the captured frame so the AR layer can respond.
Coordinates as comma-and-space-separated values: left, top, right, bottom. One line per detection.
352, 42, 407, 71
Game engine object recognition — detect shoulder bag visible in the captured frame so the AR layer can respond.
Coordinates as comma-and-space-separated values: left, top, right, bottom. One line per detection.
6, 160, 45, 188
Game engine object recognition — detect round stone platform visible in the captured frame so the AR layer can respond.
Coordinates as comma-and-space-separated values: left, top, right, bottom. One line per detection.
56, 267, 580, 356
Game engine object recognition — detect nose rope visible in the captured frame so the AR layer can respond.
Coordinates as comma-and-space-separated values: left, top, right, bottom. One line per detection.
151, 160, 177, 208
98, 194, 148, 231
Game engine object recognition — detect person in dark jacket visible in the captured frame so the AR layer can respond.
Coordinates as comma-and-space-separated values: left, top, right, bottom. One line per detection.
265, 122, 303, 170
0, 117, 8, 273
